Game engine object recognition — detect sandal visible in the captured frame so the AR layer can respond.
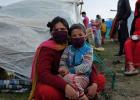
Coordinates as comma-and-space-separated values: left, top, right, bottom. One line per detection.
124, 69, 139, 76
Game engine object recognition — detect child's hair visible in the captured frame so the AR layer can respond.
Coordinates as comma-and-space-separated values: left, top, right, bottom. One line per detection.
96, 14, 101, 19
102, 19, 105, 23
68, 23, 86, 36
47, 16, 69, 32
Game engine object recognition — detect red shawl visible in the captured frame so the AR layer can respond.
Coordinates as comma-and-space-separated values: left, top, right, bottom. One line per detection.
29, 39, 67, 100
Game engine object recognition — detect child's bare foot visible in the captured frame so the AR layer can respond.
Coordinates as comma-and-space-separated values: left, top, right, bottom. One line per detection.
80, 94, 89, 100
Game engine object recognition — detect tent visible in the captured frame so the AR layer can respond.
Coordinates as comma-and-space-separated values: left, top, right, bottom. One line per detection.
105, 19, 113, 39
127, 11, 134, 36
0, 0, 83, 81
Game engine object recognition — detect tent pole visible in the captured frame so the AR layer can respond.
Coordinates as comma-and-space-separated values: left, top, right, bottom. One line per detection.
79, 0, 84, 14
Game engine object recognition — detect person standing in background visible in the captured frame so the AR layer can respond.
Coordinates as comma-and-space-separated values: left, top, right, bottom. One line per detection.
113, 0, 131, 56
101, 19, 107, 44
95, 14, 102, 48
81, 11, 89, 29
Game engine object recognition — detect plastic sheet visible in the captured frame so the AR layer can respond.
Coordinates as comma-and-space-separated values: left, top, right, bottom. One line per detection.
0, 0, 82, 80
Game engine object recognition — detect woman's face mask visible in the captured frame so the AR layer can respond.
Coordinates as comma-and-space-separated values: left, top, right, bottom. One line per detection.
71, 37, 85, 48
52, 31, 68, 44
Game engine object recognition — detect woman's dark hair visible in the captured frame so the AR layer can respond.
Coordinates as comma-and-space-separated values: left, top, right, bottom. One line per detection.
47, 16, 69, 32
68, 23, 86, 36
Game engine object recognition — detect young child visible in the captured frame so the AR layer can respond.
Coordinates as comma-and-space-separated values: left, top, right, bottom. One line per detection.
101, 19, 107, 44
90, 19, 97, 34
59, 24, 93, 100
94, 15, 102, 48
90, 18, 102, 48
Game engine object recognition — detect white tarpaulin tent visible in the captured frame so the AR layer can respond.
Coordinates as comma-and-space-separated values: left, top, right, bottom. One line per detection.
0, 0, 82, 80
128, 11, 134, 36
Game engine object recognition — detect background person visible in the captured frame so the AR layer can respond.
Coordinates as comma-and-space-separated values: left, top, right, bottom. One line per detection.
110, 0, 131, 56
81, 11, 89, 29
124, 0, 140, 75
101, 19, 107, 44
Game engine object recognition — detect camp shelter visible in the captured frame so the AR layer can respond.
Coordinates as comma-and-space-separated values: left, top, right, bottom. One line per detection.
0, 0, 83, 81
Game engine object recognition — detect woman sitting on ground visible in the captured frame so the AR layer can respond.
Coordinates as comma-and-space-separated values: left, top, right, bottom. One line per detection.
28, 16, 106, 100
124, 0, 140, 75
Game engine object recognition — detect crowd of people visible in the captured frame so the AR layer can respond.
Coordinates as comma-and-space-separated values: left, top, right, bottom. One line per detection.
81, 0, 140, 76
82, 11, 107, 50
110, 0, 140, 75
28, 0, 140, 100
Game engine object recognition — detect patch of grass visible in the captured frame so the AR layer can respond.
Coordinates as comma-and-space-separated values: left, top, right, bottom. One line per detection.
1, 41, 139, 100
0, 92, 29, 100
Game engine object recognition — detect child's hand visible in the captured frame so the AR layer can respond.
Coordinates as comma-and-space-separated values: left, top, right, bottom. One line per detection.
86, 83, 97, 99
58, 67, 69, 76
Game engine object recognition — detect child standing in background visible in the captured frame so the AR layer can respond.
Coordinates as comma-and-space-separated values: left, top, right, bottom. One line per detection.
101, 19, 107, 44
95, 15, 102, 48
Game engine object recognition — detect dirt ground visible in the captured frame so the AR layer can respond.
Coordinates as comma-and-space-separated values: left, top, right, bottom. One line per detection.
98, 40, 140, 100
0, 40, 140, 100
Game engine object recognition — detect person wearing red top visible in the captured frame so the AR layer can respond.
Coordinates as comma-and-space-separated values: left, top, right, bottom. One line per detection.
28, 16, 106, 100
124, 0, 140, 75
81, 11, 89, 29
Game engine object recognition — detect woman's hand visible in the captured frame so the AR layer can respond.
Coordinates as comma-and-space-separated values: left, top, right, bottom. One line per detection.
65, 84, 78, 100
131, 35, 140, 41
86, 83, 98, 99
58, 67, 69, 76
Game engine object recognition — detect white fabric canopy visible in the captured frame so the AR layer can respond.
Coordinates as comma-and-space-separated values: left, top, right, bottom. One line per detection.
0, 0, 82, 79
